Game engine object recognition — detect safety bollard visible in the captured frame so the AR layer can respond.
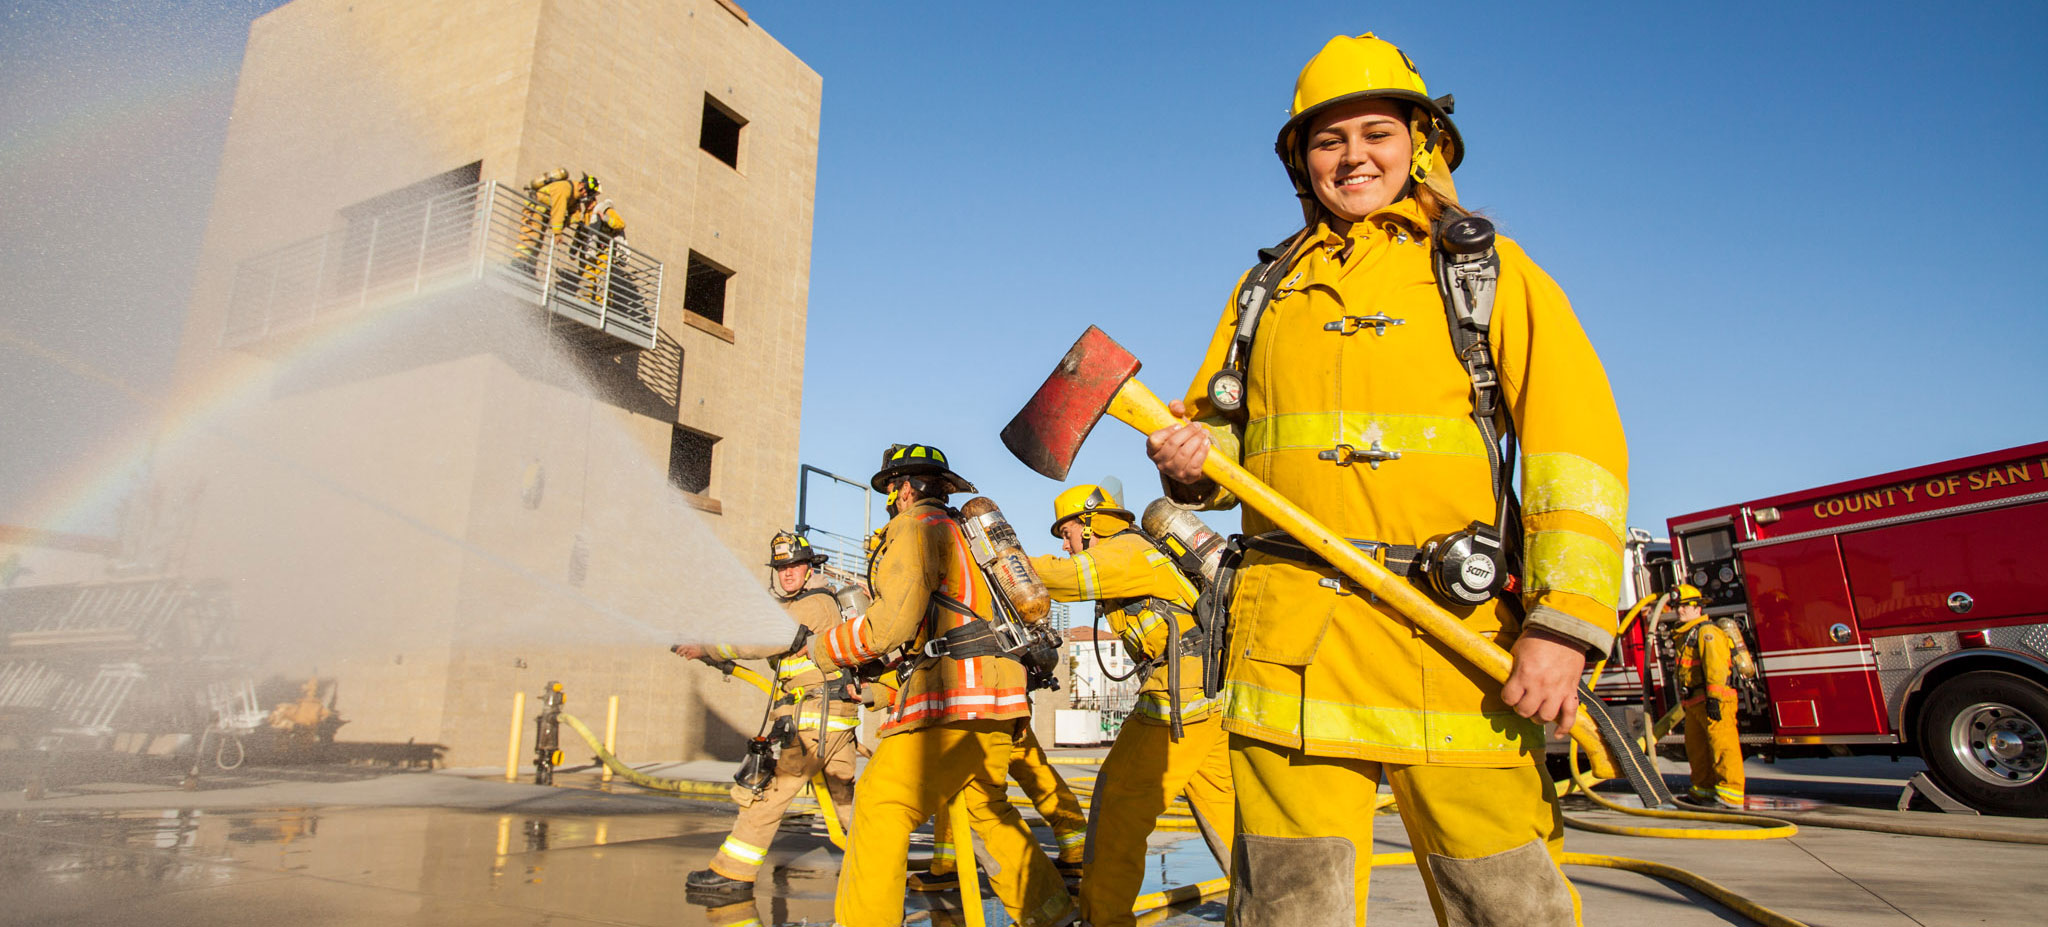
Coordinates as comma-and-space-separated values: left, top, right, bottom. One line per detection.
504, 691, 525, 782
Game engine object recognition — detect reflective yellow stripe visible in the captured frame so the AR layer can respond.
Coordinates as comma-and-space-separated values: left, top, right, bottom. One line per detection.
777, 656, 817, 678
1716, 784, 1745, 803
712, 644, 741, 660
1073, 552, 1100, 600
1128, 605, 1164, 640
1132, 692, 1214, 721
1056, 828, 1086, 849
718, 836, 767, 864
1521, 452, 1628, 542
796, 713, 861, 731
1523, 529, 1622, 609
1223, 681, 1541, 755
1242, 411, 1485, 459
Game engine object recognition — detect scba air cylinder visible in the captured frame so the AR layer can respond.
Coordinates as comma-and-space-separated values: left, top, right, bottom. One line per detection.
958, 497, 1052, 623
1142, 498, 1226, 587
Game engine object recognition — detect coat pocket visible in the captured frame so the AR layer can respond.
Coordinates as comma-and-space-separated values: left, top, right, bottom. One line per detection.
1233, 560, 1340, 666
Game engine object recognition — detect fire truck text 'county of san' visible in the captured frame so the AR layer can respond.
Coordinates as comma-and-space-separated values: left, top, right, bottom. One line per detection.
1598, 441, 2048, 816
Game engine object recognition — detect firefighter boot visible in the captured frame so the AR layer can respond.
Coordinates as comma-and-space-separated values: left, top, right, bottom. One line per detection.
686, 867, 755, 902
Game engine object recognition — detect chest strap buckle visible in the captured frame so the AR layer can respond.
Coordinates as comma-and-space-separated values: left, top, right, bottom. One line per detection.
1323, 313, 1405, 336
1318, 440, 1401, 469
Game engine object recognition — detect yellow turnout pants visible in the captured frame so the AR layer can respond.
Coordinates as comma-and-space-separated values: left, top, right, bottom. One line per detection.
929, 724, 1088, 873
1683, 704, 1745, 806
708, 725, 856, 881
1229, 736, 1579, 927
837, 719, 1074, 927
1081, 713, 1234, 927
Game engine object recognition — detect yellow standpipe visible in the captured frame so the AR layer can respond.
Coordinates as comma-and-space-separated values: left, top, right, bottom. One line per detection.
602, 695, 619, 784
504, 691, 525, 782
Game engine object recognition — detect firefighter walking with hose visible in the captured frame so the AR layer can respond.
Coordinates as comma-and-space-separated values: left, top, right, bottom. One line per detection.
674, 531, 859, 902
806, 443, 1076, 927
1668, 584, 1747, 810
1030, 482, 1234, 927
1145, 33, 1628, 925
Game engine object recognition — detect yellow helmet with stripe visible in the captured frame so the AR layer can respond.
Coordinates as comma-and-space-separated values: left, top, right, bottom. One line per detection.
1049, 483, 1135, 539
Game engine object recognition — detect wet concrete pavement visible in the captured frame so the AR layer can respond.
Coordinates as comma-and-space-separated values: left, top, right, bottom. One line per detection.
2, 752, 2043, 926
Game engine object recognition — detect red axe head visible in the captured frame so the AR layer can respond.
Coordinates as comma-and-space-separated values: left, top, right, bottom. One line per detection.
1000, 326, 1141, 480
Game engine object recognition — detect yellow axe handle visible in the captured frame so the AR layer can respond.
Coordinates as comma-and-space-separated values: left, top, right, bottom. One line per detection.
1106, 376, 1620, 778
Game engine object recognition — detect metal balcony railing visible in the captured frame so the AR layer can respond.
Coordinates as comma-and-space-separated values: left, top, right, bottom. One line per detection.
220, 180, 662, 351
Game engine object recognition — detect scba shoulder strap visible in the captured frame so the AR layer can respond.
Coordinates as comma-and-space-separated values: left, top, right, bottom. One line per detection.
1205, 232, 1307, 420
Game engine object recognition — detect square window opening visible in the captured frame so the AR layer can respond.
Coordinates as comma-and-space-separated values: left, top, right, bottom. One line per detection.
684, 252, 732, 326
700, 95, 746, 169
669, 426, 719, 496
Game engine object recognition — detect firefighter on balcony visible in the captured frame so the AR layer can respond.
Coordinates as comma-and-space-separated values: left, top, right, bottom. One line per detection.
570, 175, 627, 304
674, 531, 859, 901
1145, 33, 1627, 925
1671, 584, 1745, 809
516, 168, 575, 272
913, 671, 1089, 892
807, 443, 1076, 927
1030, 483, 1233, 927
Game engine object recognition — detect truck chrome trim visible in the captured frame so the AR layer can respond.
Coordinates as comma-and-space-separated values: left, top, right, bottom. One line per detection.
1774, 734, 1900, 745
1734, 490, 2048, 552
1759, 647, 1874, 674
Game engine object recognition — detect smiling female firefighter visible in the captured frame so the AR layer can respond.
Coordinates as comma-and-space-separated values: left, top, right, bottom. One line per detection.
1146, 33, 1629, 927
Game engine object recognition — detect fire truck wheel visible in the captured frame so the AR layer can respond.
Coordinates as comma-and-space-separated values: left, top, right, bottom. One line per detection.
1918, 671, 2048, 817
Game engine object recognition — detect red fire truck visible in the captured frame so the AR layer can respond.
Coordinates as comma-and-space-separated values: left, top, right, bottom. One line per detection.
1614, 441, 2048, 815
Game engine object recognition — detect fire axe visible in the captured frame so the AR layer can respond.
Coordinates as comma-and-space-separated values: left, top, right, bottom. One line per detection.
1001, 326, 1654, 787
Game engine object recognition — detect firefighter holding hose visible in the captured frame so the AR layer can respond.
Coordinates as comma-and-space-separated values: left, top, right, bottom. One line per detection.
1145, 33, 1627, 926
806, 444, 1076, 927
1030, 483, 1234, 927
1669, 584, 1746, 809
675, 531, 858, 901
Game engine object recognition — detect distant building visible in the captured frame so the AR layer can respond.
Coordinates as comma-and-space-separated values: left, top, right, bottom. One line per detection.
1064, 626, 1140, 741
148, 0, 822, 765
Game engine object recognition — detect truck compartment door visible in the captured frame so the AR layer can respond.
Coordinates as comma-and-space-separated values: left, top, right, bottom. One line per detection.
1841, 499, 2048, 633
1740, 536, 1888, 736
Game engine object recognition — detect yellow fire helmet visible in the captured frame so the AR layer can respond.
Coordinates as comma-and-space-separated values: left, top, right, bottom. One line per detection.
1672, 583, 1706, 606
1276, 34, 1464, 204
1049, 483, 1135, 539
767, 530, 825, 568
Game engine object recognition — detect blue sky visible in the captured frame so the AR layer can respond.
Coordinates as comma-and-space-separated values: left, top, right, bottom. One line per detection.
3, 2, 2044, 559
747, 1, 2048, 551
